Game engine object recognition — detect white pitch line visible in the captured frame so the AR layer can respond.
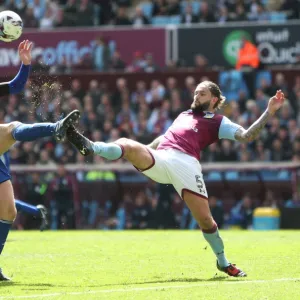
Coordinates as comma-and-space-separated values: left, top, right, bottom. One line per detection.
1, 277, 299, 299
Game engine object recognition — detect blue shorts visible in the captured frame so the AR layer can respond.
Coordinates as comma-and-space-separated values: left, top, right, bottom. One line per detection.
0, 158, 11, 184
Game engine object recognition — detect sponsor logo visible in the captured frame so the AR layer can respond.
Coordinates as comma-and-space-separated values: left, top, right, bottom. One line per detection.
222, 30, 252, 66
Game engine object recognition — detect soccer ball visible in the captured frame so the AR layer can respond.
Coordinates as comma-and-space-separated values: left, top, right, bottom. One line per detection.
0, 10, 23, 43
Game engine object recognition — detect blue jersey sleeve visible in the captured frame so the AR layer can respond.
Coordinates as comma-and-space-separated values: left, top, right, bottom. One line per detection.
0, 64, 31, 97
218, 116, 242, 141
9, 64, 31, 94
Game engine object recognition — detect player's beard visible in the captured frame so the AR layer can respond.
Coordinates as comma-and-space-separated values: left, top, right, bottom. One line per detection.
191, 101, 210, 113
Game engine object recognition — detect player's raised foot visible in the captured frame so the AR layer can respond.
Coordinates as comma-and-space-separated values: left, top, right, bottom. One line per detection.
37, 204, 48, 231
54, 110, 81, 141
66, 126, 94, 156
0, 268, 10, 281
217, 261, 247, 277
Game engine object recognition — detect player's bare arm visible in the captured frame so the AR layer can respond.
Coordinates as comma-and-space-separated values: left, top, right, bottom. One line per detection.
148, 135, 163, 150
0, 40, 33, 97
234, 90, 285, 143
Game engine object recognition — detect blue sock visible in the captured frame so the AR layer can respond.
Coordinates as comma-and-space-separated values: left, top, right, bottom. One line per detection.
15, 199, 40, 216
0, 220, 13, 255
12, 123, 56, 142
202, 223, 229, 268
92, 142, 123, 160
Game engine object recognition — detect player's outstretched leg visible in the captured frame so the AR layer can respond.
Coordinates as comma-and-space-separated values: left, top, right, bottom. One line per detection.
0, 110, 80, 155
183, 191, 247, 277
15, 200, 48, 231
0, 180, 16, 281
66, 127, 153, 170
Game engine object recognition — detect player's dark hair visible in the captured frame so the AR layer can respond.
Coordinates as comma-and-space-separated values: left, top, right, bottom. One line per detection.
203, 81, 226, 110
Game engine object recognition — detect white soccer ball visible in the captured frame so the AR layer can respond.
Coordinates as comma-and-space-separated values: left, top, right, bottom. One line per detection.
0, 10, 23, 43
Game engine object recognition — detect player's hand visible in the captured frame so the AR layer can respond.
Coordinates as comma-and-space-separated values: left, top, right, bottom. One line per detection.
267, 90, 285, 115
18, 40, 33, 65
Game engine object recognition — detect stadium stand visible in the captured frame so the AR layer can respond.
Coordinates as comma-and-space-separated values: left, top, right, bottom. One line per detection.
1, 0, 300, 230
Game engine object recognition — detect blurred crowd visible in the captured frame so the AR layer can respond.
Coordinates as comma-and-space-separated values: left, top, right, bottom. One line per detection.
2, 0, 299, 29
3, 71, 299, 166
2, 66, 299, 230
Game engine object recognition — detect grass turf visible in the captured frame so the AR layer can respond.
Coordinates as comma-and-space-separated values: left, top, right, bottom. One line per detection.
0, 231, 299, 299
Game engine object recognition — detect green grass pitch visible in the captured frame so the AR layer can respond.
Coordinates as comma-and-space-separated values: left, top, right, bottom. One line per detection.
0, 231, 300, 299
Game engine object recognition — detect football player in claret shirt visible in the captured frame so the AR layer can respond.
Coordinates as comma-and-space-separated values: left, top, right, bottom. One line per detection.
0, 40, 80, 280
67, 80, 285, 277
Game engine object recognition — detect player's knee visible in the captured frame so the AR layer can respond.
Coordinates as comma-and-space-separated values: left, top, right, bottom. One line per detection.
7, 122, 22, 140
3, 205, 17, 221
199, 215, 215, 230
8, 121, 22, 133
116, 138, 135, 155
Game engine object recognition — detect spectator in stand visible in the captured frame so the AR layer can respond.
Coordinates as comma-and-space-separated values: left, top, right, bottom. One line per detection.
217, 6, 232, 23
194, 54, 209, 71
76, 0, 94, 27
132, 6, 150, 27
285, 192, 300, 208
39, 3, 58, 29
143, 53, 160, 73
218, 140, 238, 162
126, 51, 147, 73
199, 1, 216, 22
114, 7, 132, 25
236, 36, 260, 98
108, 50, 126, 71
23, 7, 39, 28
166, 0, 180, 15
181, 3, 199, 24
63, 0, 77, 26
253, 140, 271, 161
233, 3, 248, 21
92, 37, 110, 72
70, 79, 86, 104
209, 196, 224, 229
281, 0, 299, 20
229, 194, 255, 229
126, 191, 151, 229
152, 0, 168, 16
50, 165, 75, 229
182, 76, 196, 108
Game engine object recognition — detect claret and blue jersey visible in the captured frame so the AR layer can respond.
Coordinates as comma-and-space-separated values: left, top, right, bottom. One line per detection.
158, 110, 242, 161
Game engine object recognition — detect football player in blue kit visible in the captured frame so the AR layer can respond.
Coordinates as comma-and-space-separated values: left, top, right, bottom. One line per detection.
1, 152, 48, 231
0, 40, 80, 280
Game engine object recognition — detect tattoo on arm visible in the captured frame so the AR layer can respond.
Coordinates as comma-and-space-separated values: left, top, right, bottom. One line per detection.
148, 135, 163, 150
234, 110, 271, 142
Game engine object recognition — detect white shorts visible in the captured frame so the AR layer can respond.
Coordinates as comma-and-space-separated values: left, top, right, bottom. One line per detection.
140, 148, 208, 200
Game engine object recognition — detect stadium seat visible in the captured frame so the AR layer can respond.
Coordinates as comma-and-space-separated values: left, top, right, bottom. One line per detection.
260, 170, 278, 181
239, 172, 260, 181
191, 1, 201, 14
169, 15, 181, 25
219, 70, 247, 101
207, 171, 222, 181
260, 0, 269, 5
119, 174, 148, 183
180, 1, 201, 14
140, 2, 153, 19
108, 40, 116, 58
269, 12, 287, 23
277, 170, 290, 181
225, 171, 239, 181
152, 16, 170, 26
256, 70, 272, 89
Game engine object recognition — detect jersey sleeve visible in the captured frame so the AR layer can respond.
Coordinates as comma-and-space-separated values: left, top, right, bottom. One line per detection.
0, 64, 31, 97
218, 116, 242, 141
